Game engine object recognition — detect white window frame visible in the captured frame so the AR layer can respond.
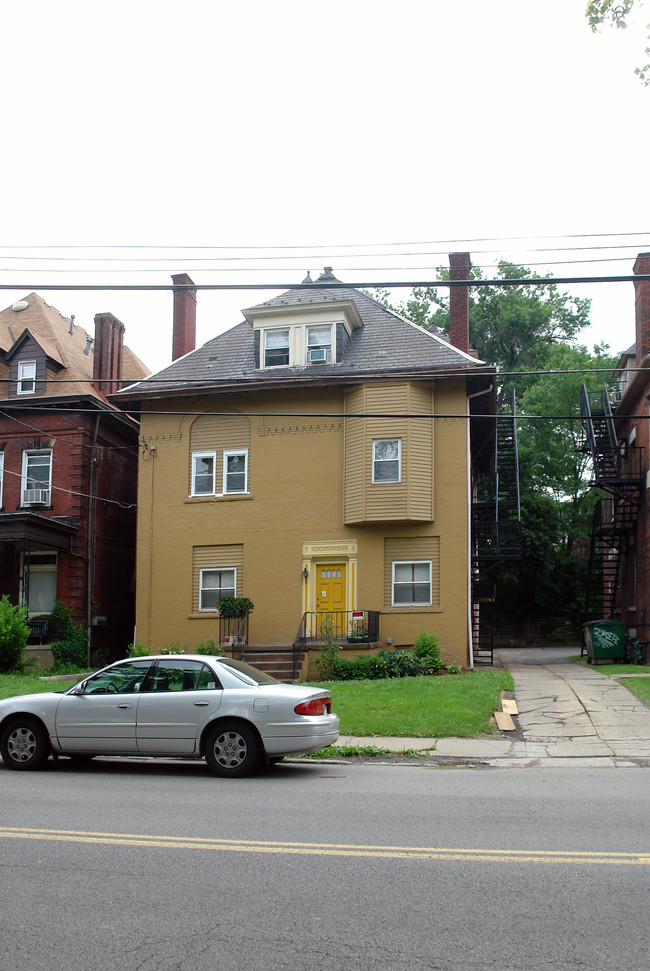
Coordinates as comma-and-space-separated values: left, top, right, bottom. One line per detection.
17, 360, 37, 395
392, 560, 432, 606
223, 449, 248, 494
306, 324, 333, 364
199, 567, 236, 612
21, 449, 52, 506
191, 451, 217, 497
263, 328, 290, 368
372, 438, 401, 483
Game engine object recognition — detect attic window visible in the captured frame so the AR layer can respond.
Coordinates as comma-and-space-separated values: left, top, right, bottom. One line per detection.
17, 361, 37, 395
264, 329, 290, 367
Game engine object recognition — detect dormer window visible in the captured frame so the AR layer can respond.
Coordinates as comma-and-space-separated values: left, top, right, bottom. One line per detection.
17, 361, 37, 395
264, 329, 290, 367
307, 325, 332, 364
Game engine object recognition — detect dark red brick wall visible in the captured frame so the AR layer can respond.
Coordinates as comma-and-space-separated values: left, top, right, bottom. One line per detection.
0, 409, 138, 663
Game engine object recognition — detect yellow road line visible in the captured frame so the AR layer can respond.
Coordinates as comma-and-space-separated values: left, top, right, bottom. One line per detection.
1, 827, 648, 866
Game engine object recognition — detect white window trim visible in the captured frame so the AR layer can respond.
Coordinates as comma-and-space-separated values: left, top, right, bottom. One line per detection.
372, 438, 402, 484
223, 449, 249, 494
199, 567, 237, 612
260, 322, 336, 369
263, 328, 291, 368
17, 360, 37, 395
191, 451, 217, 497
21, 449, 52, 506
391, 559, 432, 607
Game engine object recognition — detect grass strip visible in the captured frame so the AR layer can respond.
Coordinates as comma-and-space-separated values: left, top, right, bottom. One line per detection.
308, 670, 514, 738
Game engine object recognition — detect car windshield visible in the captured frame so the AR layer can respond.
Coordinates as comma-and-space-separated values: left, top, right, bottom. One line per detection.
217, 658, 280, 685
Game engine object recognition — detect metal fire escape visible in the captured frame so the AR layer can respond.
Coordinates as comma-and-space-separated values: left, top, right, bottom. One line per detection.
471, 392, 521, 664
580, 384, 644, 621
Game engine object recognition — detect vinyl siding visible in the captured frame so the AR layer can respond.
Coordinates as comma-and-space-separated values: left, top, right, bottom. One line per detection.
192, 544, 244, 612
384, 536, 441, 608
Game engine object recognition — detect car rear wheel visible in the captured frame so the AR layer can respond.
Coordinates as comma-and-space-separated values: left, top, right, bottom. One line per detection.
205, 722, 260, 777
1, 718, 50, 770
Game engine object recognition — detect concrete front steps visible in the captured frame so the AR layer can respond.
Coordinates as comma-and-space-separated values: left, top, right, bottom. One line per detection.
239, 646, 300, 681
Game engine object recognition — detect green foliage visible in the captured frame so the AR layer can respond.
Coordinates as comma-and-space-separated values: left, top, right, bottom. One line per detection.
127, 641, 150, 657
323, 648, 440, 681
47, 600, 88, 669
315, 614, 342, 680
413, 630, 444, 673
586, 1, 649, 84
217, 596, 254, 617
446, 661, 463, 675
195, 636, 218, 655
0, 596, 29, 673
160, 642, 189, 655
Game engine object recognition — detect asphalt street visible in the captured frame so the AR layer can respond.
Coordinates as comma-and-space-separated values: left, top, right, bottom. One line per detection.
1, 752, 649, 971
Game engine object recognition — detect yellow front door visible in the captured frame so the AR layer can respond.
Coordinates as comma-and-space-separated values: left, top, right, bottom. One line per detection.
316, 563, 346, 614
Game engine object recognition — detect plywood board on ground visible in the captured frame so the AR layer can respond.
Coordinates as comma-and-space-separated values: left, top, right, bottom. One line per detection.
494, 710, 517, 731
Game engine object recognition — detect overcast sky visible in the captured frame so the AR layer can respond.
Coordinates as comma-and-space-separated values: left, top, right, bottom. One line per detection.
1, 0, 649, 375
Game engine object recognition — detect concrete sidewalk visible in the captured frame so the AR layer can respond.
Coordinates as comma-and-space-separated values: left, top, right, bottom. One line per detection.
338, 647, 650, 767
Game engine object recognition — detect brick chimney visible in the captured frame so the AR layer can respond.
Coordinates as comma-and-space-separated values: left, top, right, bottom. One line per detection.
93, 312, 125, 396
172, 273, 197, 360
448, 252, 471, 354
634, 252, 650, 364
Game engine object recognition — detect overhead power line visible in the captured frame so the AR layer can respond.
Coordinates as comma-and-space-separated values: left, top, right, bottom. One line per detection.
0, 274, 649, 292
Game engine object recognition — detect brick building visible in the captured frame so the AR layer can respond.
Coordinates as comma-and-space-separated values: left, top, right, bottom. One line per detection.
0, 294, 149, 665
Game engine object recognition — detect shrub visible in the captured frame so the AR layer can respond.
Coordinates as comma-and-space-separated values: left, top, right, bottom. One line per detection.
413, 630, 444, 674
0, 596, 29, 672
324, 648, 433, 681
195, 636, 218, 655
49, 600, 88, 669
127, 641, 150, 657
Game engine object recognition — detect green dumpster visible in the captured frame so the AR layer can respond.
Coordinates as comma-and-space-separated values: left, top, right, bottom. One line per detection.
583, 620, 625, 664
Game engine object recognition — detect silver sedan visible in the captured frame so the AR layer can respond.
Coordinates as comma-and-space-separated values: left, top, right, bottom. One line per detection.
0, 655, 339, 777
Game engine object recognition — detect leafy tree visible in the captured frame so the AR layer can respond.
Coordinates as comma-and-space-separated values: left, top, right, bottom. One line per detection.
586, 0, 650, 84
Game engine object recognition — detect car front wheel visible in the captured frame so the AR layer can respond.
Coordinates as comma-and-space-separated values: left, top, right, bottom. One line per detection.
205, 722, 260, 777
1, 718, 50, 770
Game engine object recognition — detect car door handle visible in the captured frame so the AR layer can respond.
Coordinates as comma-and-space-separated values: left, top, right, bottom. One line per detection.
117, 704, 133, 709
193, 701, 209, 706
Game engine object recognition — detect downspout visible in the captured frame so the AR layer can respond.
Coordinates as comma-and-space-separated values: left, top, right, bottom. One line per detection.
465, 383, 494, 670
87, 414, 100, 665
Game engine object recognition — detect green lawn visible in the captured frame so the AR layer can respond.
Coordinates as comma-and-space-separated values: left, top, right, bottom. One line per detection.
0, 673, 82, 701
1, 669, 513, 738
309, 670, 514, 738
621, 677, 650, 708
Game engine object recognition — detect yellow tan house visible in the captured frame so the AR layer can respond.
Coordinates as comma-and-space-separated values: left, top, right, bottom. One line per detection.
117, 260, 497, 677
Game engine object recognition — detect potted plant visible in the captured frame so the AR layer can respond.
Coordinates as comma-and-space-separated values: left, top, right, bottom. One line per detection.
216, 596, 254, 617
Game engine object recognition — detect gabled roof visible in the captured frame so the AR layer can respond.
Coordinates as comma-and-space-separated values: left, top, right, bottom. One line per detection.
118, 273, 493, 401
0, 293, 149, 402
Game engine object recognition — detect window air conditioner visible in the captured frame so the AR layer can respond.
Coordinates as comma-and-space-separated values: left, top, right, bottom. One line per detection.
308, 347, 329, 363
23, 488, 50, 506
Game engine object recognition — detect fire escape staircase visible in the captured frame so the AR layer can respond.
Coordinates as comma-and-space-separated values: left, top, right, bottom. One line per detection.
581, 385, 644, 622
471, 394, 522, 665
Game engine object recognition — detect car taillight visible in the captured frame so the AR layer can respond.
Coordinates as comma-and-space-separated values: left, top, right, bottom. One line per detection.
294, 697, 331, 716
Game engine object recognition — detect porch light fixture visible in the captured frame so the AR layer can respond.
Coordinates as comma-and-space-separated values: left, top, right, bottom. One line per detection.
302, 567, 309, 580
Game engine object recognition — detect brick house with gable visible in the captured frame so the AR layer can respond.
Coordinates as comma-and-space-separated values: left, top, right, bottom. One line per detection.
0, 293, 149, 665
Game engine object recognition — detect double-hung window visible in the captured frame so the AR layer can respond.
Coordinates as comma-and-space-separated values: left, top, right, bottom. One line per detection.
307, 325, 332, 363
17, 361, 37, 395
224, 450, 248, 494
22, 450, 52, 506
392, 561, 432, 606
199, 568, 236, 611
372, 439, 401, 483
264, 329, 290, 367
192, 452, 216, 496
